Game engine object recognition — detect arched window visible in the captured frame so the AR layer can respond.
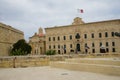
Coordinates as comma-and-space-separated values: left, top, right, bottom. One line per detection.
53, 37, 55, 41
111, 32, 115, 37
63, 36, 66, 40
58, 45, 60, 49
99, 33, 102, 38
58, 36, 60, 41
75, 33, 80, 39
84, 34, 87, 39
91, 33, 94, 38
70, 35, 72, 40
105, 32, 108, 37
49, 37, 51, 41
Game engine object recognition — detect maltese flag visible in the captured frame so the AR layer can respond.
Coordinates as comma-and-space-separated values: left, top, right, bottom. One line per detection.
78, 9, 84, 13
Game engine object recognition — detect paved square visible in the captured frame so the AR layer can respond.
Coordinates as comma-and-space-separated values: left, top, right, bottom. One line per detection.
0, 66, 120, 80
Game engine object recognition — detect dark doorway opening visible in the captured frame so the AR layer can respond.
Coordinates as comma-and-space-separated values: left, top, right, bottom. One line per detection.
58, 50, 60, 54
76, 44, 80, 52
100, 48, 106, 53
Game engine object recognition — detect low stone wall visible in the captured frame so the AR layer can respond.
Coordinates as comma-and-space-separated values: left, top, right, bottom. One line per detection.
0, 53, 120, 68
0, 55, 72, 68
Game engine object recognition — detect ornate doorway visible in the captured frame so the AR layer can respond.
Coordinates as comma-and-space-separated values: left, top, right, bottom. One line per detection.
76, 43, 80, 52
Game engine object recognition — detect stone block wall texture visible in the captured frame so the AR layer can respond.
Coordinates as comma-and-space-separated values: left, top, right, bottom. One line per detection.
0, 22, 24, 56
0, 55, 71, 68
0, 54, 120, 68
45, 18, 120, 54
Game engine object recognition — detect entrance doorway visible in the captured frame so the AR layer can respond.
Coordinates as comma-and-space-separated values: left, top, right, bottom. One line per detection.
76, 44, 80, 52
40, 47, 42, 54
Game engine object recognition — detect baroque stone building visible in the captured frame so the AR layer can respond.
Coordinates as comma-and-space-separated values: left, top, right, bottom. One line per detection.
29, 28, 46, 55
30, 17, 120, 54
0, 22, 24, 56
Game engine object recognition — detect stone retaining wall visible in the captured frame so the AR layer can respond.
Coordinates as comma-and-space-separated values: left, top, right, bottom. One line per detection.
0, 53, 120, 68
0, 55, 71, 68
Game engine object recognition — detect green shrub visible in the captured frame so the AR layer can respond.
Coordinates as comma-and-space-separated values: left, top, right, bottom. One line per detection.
10, 48, 26, 56
10, 39, 32, 56
46, 50, 56, 55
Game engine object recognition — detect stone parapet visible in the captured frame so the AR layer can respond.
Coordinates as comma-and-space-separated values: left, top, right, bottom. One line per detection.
0, 54, 120, 69
0, 55, 71, 68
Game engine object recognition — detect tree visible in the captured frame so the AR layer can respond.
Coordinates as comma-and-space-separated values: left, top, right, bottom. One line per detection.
10, 39, 32, 56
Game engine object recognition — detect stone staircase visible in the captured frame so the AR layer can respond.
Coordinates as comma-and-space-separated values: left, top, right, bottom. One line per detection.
50, 58, 120, 76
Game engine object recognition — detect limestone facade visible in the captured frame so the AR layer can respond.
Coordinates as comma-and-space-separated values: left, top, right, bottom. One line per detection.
29, 28, 46, 55
0, 22, 24, 56
45, 17, 120, 54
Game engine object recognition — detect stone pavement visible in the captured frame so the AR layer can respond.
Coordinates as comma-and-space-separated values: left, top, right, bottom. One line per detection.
0, 66, 120, 80
50, 58, 120, 76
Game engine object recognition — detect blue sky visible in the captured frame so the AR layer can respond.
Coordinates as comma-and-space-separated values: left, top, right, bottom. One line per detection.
0, 0, 120, 41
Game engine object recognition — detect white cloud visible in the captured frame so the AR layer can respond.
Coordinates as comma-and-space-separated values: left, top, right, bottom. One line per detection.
0, 0, 120, 41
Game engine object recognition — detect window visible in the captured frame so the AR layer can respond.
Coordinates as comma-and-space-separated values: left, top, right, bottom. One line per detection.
58, 36, 60, 41
58, 45, 60, 49
75, 33, 80, 39
49, 45, 51, 49
106, 42, 109, 47
112, 42, 115, 46
85, 43, 87, 47
92, 49, 95, 53
58, 50, 60, 54
70, 44, 72, 48
53, 37, 55, 41
70, 35, 72, 40
49, 37, 51, 41
106, 48, 109, 52
105, 32, 108, 37
99, 33, 102, 38
100, 42, 102, 47
53, 45, 55, 49
112, 48, 115, 52
64, 45, 66, 53
63, 36, 66, 40
84, 34, 87, 39
92, 43, 94, 47
91, 33, 94, 38
64, 45, 66, 49
111, 32, 115, 37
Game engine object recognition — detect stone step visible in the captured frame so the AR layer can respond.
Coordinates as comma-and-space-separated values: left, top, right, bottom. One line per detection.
65, 58, 120, 66
50, 61, 120, 76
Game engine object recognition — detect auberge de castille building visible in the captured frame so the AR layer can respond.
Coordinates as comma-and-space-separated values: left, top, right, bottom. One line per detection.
29, 17, 120, 55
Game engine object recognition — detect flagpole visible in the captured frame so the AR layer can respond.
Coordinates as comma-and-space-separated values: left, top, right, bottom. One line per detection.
77, 9, 83, 18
